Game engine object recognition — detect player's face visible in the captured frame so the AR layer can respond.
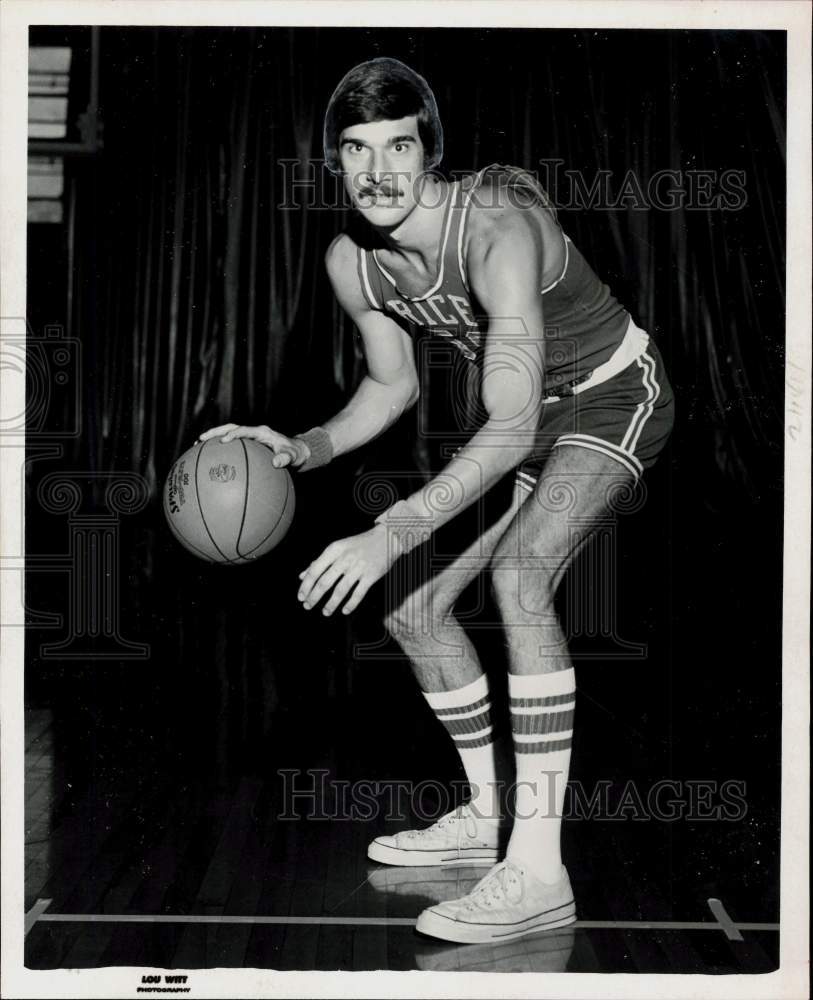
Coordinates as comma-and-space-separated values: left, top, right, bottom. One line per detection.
338, 115, 425, 228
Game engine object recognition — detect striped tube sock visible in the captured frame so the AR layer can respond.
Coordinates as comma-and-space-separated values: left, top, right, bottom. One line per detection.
506, 668, 576, 883
423, 674, 502, 823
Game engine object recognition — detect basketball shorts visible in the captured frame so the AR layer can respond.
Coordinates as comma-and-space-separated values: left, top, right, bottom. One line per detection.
516, 329, 675, 492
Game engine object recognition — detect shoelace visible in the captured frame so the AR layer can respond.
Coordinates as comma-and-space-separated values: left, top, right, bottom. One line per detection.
402, 804, 479, 842
464, 859, 525, 909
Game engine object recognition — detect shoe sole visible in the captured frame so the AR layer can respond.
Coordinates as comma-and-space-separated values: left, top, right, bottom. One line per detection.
415, 901, 577, 943
367, 840, 500, 867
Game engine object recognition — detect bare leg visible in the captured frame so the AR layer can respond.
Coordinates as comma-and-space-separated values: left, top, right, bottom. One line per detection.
384, 484, 527, 692
382, 484, 528, 821
489, 445, 635, 879
490, 446, 633, 676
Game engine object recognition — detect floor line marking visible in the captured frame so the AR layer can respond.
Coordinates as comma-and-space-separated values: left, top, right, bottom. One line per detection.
36, 914, 417, 927
25, 898, 52, 936
707, 898, 745, 941
26, 903, 779, 934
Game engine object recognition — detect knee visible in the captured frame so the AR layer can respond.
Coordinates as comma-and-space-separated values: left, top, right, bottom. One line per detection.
383, 597, 451, 647
382, 603, 419, 643
490, 550, 556, 618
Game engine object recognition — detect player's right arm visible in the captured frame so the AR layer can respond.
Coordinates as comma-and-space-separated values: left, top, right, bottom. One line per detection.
198, 234, 419, 468
318, 233, 420, 457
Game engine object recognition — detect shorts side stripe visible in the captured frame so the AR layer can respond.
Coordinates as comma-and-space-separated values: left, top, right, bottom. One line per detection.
552, 435, 642, 478
621, 350, 660, 453
516, 469, 538, 484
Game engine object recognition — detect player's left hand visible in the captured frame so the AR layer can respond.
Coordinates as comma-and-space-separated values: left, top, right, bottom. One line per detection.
297, 524, 394, 616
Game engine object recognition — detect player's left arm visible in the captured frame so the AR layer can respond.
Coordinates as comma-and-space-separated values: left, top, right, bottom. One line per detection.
296, 209, 546, 617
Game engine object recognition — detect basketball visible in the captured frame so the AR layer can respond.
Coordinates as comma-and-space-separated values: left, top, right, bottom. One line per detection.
163, 438, 295, 564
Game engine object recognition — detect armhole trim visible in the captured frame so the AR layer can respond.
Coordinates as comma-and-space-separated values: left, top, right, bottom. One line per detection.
541, 235, 570, 295
357, 247, 381, 310
457, 168, 487, 293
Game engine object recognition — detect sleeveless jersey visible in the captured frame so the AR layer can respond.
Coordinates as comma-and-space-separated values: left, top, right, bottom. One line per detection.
355, 164, 630, 396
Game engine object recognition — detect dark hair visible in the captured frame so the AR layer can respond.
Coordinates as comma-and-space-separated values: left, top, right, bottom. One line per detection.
323, 57, 443, 174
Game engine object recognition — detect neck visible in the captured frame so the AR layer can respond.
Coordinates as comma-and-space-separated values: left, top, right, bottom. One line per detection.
376, 176, 449, 258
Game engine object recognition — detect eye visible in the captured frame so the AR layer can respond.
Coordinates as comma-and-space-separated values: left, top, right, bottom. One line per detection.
393, 142, 410, 153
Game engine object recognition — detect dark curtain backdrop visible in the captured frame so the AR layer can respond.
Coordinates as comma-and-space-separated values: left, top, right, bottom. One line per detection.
40, 26, 784, 498
26, 28, 785, 900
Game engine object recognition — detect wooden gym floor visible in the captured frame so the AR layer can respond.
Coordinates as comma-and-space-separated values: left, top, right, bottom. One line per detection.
23, 679, 780, 975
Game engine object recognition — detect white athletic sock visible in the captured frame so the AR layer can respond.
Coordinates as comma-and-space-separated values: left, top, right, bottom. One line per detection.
422, 674, 502, 823
506, 669, 576, 883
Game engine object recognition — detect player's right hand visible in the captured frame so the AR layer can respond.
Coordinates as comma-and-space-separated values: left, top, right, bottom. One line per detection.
196, 424, 309, 469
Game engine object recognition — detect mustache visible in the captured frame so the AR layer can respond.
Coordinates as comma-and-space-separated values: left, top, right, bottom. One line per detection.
357, 183, 402, 198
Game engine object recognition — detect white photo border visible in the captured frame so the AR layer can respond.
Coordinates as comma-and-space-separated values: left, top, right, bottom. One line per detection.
1, 2, 809, 998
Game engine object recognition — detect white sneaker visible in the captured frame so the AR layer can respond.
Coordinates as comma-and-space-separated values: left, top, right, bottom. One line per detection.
367, 804, 504, 867
415, 859, 577, 943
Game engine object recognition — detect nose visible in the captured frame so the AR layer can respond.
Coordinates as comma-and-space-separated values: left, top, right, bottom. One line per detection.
365, 148, 394, 190
370, 146, 386, 179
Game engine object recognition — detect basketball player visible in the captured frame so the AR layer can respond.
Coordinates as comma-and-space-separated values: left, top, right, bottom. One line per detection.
200, 57, 674, 944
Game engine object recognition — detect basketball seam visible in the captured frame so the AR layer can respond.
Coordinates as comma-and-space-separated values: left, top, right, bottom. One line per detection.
237, 466, 292, 558
195, 440, 240, 565
164, 506, 216, 563
235, 438, 251, 557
